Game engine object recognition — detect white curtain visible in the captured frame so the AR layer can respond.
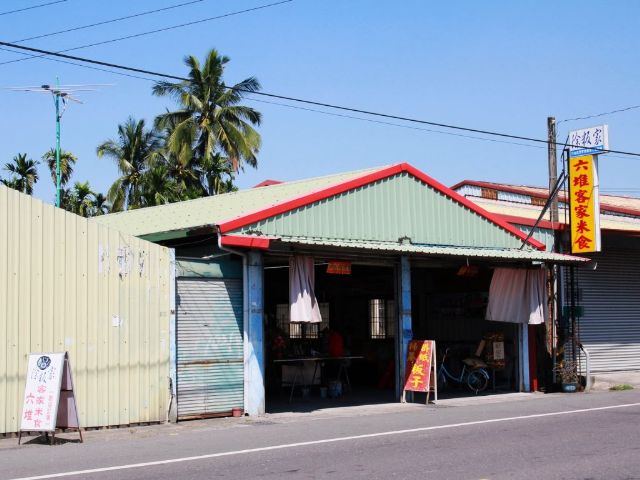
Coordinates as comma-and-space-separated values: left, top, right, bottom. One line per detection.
289, 255, 322, 323
485, 268, 547, 325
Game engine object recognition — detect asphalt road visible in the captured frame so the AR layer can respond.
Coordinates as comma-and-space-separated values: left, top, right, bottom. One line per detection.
3, 390, 640, 480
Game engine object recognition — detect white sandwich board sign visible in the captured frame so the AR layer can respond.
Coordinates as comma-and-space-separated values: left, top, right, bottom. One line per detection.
19, 352, 82, 444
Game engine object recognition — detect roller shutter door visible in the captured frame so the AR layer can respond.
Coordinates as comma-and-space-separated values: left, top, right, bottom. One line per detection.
176, 278, 243, 419
570, 249, 640, 372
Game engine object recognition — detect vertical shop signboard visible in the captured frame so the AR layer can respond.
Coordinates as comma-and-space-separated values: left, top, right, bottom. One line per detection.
19, 352, 82, 445
568, 154, 601, 253
568, 125, 607, 254
402, 340, 437, 404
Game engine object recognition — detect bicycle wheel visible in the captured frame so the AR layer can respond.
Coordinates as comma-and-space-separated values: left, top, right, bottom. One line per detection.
467, 369, 489, 394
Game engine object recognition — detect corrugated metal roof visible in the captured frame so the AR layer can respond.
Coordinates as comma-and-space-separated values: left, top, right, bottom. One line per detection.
229, 172, 537, 250
272, 237, 588, 263
471, 197, 640, 233
93, 166, 387, 239
454, 180, 640, 217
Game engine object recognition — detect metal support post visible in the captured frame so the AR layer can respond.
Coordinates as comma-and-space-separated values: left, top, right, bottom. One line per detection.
247, 250, 265, 415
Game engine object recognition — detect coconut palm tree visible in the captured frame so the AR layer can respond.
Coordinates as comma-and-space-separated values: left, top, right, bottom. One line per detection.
3, 153, 38, 194
67, 181, 95, 217
152, 49, 262, 188
140, 164, 179, 207
97, 117, 161, 211
42, 148, 77, 188
92, 193, 111, 216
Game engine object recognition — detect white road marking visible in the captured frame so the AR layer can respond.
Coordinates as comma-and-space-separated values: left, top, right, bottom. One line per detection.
10, 402, 640, 480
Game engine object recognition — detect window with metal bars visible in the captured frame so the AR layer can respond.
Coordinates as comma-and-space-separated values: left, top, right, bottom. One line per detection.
369, 299, 396, 339
276, 303, 330, 339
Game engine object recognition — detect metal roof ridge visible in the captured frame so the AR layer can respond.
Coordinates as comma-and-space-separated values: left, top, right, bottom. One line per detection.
93, 164, 391, 221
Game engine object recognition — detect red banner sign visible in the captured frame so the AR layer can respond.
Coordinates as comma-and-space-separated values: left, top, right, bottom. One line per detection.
403, 340, 435, 393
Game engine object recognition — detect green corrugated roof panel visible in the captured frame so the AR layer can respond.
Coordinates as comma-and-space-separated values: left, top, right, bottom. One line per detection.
231, 172, 533, 250
92, 166, 386, 239
273, 237, 587, 264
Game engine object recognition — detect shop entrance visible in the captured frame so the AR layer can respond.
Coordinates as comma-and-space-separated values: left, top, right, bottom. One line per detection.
263, 257, 398, 412
412, 265, 520, 398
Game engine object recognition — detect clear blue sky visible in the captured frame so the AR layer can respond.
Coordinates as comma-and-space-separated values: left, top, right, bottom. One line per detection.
2, 0, 640, 204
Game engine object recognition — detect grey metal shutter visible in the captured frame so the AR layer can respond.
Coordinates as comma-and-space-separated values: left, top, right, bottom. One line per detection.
176, 278, 243, 419
570, 249, 640, 372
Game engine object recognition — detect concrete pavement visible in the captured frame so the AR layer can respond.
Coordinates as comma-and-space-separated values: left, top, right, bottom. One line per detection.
2, 389, 640, 479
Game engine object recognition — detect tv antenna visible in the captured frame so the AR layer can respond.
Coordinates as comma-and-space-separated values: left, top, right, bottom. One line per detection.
5, 81, 112, 207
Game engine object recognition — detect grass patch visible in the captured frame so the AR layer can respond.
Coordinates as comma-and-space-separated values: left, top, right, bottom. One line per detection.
609, 384, 634, 391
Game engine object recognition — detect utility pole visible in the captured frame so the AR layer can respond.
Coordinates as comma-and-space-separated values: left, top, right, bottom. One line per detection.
548, 117, 558, 224
547, 116, 559, 387
5, 82, 109, 207
54, 82, 62, 207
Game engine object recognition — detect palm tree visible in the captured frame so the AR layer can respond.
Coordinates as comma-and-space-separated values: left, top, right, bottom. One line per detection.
152, 49, 262, 189
92, 193, 111, 216
67, 181, 95, 217
42, 148, 77, 188
3, 153, 38, 194
97, 117, 161, 211
140, 164, 179, 207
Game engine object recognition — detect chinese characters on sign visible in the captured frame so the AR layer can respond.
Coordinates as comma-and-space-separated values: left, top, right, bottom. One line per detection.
568, 125, 609, 158
20, 353, 65, 432
569, 155, 601, 253
403, 340, 435, 393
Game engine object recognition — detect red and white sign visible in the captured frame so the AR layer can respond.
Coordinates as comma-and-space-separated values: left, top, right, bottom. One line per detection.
20, 352, 80, 440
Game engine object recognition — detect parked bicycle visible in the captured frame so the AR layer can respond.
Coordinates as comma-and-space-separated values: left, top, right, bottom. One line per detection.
438, 347, 490, 394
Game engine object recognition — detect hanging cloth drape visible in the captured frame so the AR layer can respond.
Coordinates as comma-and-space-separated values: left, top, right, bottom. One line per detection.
485, 268, 547, 325
289, 255, 322, 323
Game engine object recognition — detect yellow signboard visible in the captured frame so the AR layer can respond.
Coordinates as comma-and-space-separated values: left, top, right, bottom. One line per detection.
569, 155, 601, 253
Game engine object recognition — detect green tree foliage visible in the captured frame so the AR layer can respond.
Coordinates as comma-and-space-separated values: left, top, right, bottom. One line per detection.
42, 148, 77, 188
152, 48, 262, 187
2, 153, 39, 194
97, 117, 161, 211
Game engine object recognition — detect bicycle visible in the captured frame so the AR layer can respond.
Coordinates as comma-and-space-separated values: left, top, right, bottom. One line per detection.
437, 347, 490, 394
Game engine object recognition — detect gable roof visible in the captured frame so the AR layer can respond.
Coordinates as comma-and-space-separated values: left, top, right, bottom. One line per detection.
220, 163, 545, 250
94, 163, 545, 249
93, 166, 386, 240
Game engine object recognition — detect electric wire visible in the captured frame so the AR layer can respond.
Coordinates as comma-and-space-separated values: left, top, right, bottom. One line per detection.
0, 46, 157, 81
13, 0, 208, 44
247, 97, 548, 151
0, 1, 66, 17
0, 0, 294, 66
559, 104, 640, 123
3, 40, 640, 159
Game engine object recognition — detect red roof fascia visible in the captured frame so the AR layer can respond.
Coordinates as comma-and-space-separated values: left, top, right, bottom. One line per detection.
219, 163, 546, 250
454, 180, 640, 218
220, 235, 270, 250
494, 214, 566, 231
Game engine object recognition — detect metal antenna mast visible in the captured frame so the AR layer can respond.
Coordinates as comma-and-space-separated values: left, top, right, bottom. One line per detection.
5, 81, 110, 207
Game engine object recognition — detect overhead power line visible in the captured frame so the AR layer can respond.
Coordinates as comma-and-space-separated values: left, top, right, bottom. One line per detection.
0, 0, 294, 66
13, 0, 208, 44
559, 104, 640, 123
2, 40, 640, 159
0, 0, 66, 17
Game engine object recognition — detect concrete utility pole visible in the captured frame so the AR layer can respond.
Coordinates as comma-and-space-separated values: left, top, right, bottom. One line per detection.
547, 116, 559, 386
548, 116, 559, 224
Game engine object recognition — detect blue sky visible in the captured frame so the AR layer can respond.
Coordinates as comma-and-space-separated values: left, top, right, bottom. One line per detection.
2, 0, 640, 204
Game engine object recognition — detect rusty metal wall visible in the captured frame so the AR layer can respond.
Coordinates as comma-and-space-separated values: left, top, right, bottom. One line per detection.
0, 185, 173, 434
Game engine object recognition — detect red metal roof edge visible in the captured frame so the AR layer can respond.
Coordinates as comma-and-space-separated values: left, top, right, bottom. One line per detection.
453, 179, 640, 218
219, 163, 546, 251
220, 234, 271, 250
